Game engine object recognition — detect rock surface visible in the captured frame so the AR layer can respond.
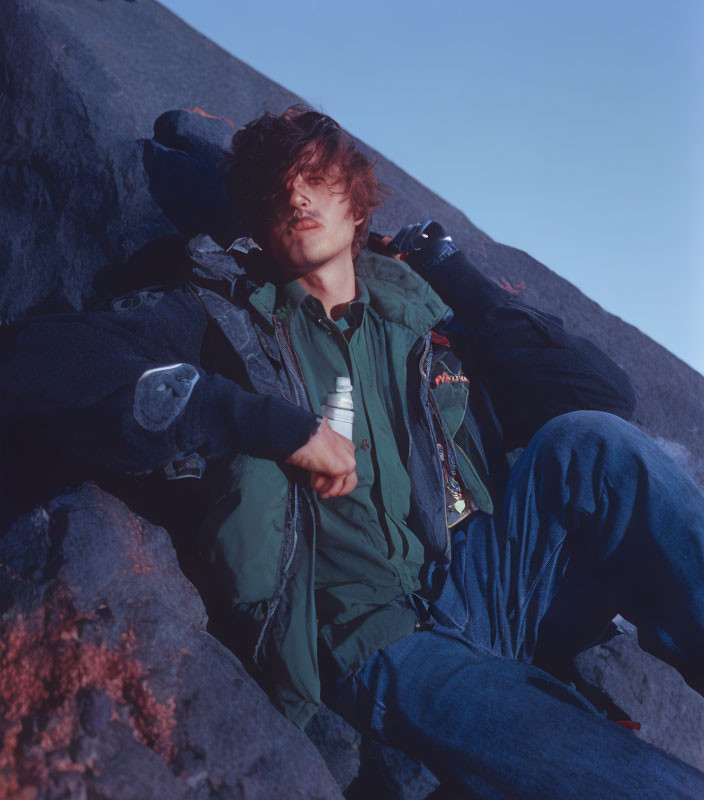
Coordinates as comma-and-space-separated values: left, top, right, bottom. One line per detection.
0, 484, 343, 799
573, 618, 704, 773
1, 0, 704, 797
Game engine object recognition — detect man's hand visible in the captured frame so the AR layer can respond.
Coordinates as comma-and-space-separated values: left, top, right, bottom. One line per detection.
376, 235, 403, 258
372, 221, 457, 275
285, 417, 358, 499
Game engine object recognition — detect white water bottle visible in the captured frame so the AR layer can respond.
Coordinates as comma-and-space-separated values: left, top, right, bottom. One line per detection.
322, 376, 354, 441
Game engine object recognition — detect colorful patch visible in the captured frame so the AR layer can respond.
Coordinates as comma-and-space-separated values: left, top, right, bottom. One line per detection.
433, 372, 469, 388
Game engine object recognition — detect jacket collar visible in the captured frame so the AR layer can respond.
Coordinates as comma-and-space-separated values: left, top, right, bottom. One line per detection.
249, 250, 448, 335
186, 234, 448, 334
353, 249, 448, 335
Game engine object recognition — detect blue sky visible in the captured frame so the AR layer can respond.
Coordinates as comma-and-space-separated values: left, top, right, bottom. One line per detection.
159, 0, 703, 375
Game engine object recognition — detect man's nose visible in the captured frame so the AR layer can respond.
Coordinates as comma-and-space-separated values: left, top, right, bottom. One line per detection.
289, 174, 310, 209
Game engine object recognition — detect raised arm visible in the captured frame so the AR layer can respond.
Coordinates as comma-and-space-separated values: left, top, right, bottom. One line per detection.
384, 222, 637, 450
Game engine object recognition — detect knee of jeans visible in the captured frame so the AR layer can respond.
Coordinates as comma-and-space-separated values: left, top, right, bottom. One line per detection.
536, 410, 637, 453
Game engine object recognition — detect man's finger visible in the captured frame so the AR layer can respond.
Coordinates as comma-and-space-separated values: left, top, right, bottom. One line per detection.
320, 474, 345, 499
315, 466, 358, 498
380, 235, 407, 259
339, 470, 358, 496
328, 469, 358, 498
338, 441, 357, 474
311, 473, 332, 494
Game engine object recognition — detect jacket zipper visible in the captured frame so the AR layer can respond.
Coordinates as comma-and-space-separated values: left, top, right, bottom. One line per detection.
421, 340, 457, 474
274, 316, 303, 406
429, 392, 457, 476
253, 317, 308, 666
417, 337, 454, 556
253, 483, 299, 666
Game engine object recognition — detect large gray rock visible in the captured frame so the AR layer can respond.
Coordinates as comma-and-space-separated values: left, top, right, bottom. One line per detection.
574, 619, 704, 774
0, 485, 343, 799
305, 706, 362, 793
305, 706, 442, 799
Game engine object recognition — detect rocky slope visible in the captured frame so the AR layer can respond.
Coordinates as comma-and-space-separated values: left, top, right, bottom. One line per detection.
1, 0, 703, 796
0, 485, 343, 799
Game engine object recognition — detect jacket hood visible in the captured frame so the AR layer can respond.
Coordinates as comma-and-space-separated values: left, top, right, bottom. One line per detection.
353, 249, 449, 335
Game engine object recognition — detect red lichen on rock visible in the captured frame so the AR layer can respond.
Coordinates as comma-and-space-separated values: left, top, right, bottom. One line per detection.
498, 277, 526, 295
120, 511, 155, 575
183, 106, 235, 128
0, 583, 176, 798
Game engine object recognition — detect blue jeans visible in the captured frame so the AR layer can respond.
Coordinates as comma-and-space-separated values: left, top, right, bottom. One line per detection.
324, 411, 704, 798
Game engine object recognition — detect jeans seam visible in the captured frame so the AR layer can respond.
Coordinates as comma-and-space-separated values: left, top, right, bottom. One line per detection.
517, 532, 567, 640
450, 632, 503, 659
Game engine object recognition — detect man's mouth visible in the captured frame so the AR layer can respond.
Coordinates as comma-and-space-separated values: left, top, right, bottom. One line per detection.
292, 216, 321, 231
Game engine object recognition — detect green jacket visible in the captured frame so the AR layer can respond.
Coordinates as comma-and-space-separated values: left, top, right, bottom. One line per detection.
195, 243, 481, 728
190, 234, 636, 729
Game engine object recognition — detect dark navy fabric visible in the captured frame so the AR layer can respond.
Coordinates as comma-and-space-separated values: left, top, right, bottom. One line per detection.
325, 410, 704, 798
427, 250, 637, 455
0, 288, 317, 474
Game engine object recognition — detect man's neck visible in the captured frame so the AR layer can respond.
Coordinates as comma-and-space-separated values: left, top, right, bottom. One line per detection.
296, 253, 356, 318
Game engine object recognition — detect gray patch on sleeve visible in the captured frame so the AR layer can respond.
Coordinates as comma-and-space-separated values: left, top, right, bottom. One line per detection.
134, 363, 200, 432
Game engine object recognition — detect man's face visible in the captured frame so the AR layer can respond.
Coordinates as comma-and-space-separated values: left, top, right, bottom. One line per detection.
264, 164, 363, 277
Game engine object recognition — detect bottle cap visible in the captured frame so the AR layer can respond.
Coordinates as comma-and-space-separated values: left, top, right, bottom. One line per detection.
336, 376, 353, 393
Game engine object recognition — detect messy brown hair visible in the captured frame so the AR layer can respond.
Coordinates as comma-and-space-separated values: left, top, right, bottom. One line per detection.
223, 105, 390, 258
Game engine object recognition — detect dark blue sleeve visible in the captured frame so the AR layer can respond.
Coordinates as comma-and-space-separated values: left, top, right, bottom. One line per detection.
0, 289, 317, 474
425, 250, 637, 450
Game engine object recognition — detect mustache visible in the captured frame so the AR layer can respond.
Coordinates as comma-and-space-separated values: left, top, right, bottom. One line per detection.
287, 211, 320, 227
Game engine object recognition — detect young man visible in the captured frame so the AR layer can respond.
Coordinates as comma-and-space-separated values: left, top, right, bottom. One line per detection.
216, 106, 704, 797
2, 105, 704, 797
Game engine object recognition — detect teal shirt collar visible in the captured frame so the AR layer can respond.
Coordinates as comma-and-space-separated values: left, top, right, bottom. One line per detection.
278, 276, 371, 321
247, 249, 448, 334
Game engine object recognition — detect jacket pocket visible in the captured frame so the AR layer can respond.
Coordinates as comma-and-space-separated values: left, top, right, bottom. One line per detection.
455, 444, 494, 516
432, 379, 468, 439
433, 380, 494, 516
200, 454, 292, 603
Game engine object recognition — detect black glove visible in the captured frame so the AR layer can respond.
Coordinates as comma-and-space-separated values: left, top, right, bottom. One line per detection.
389, 220, 458, 274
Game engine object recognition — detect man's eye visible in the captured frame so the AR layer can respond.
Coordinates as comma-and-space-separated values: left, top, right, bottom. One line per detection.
307, 176, 324, 185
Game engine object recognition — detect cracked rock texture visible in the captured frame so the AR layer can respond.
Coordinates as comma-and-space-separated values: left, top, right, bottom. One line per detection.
0, 484, 343, 799
573, 619, 704, 773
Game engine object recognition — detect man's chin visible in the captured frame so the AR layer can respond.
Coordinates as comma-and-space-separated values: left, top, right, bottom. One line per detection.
280, 256, 328, 279
268, 243, 354, 281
